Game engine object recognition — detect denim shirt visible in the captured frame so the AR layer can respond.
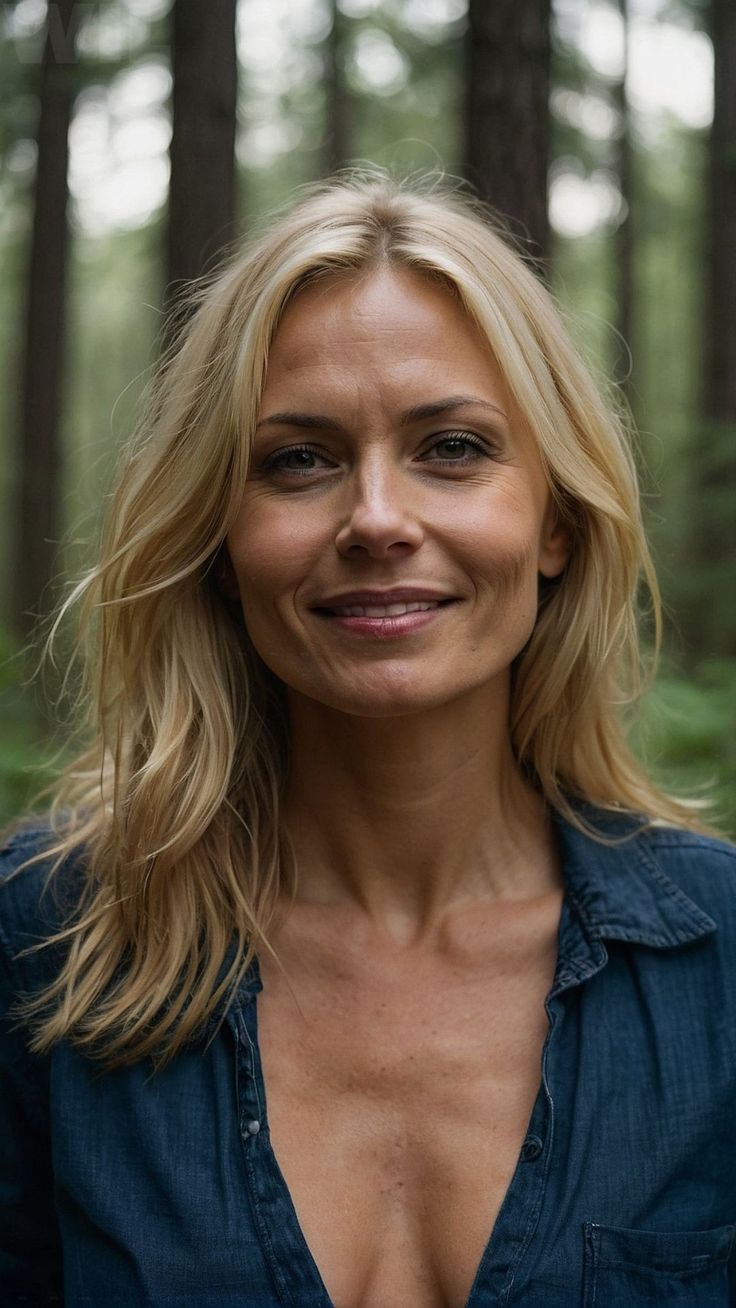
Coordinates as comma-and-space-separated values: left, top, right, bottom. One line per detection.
1, 806, 735, 1308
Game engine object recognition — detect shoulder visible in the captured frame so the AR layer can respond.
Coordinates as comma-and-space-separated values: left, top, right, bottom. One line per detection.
556, 802, 736, 951
0, 821, 86, 993
640, 822, 736, 868
638, 824, 736, 928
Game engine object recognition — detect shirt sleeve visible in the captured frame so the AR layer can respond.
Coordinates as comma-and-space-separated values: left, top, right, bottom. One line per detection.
0, 897, 64, 1305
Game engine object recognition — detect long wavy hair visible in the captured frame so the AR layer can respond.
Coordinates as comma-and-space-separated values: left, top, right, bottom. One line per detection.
8, 169, 715, 1068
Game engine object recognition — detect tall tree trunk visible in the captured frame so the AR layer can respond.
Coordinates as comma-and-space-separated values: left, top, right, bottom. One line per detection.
613, 0, 634, 403
165, 0, 238, 336
13, 0, 77, 637
323, 0, 351, 174
465, 0, 551, 263
686, 0, 736, 659
704, 0, 736, 424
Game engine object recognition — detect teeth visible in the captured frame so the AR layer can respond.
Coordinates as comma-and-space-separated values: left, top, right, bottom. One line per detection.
330, 601, 442, 617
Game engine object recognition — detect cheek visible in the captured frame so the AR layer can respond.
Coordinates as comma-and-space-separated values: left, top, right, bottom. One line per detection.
227, 500, 320, 602
487, 548, 536, 611
459, 503, 541, 597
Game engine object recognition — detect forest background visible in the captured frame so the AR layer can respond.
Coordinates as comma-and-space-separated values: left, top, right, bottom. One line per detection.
0, 0, 734, 834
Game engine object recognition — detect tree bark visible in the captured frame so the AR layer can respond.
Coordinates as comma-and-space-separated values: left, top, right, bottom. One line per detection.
685, 0, 736, 659
323, 0, 351, 175
704, 0, 736, 424
165, 0, 238, 334
13, 0, 77, 636
465, 0, 551, 262
613, 0, 634, 401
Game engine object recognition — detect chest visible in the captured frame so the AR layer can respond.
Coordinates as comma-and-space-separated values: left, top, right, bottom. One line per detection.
47, 928, 735, 1307
256, 905, 561, 1308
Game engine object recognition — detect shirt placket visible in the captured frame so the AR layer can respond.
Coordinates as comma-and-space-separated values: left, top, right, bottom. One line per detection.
466, 893, 609, 1307
231, 963, 334, 1308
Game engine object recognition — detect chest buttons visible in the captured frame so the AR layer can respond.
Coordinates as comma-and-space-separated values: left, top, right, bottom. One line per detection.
245, 1119, 261, 1136
520, 1134, 543, 1161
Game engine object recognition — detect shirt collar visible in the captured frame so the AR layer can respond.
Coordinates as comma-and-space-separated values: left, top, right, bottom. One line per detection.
552, 802, 718, 951
209, 800, 718, 1037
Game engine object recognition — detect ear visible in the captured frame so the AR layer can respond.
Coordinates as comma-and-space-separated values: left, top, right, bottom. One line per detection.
538, 504, 572, 580
214, 546, 241, 601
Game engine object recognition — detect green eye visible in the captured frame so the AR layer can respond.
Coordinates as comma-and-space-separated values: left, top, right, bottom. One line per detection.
422, 432, 489, 464
434, 437, 475, 459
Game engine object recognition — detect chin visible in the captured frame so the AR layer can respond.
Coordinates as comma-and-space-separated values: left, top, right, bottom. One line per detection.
288, 675, 489, 720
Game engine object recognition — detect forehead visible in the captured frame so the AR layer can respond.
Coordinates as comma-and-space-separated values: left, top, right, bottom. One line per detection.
264, 264, 510, 401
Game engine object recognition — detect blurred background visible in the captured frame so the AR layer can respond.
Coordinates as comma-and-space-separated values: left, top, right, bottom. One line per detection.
0, 0, 733, 832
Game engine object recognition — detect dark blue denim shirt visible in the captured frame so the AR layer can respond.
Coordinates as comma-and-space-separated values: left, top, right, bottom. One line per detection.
1, 806, 735, 1307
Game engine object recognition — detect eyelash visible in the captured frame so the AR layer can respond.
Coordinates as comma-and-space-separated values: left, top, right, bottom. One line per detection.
260, 431, 494, 476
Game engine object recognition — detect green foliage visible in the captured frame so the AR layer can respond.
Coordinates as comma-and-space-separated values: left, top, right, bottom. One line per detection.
340, 8, 465, 174
62, 219, 163, 561
238, 1, 465, 223
657, 418, 736, 660
0, 629, 51, 829
632, 657, 736, 840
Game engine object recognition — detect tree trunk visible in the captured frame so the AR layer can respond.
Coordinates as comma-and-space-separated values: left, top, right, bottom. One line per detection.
13, 0, 77, 637
465, 0, 551, 263
165, 0, 238, 334
613, 0, 634, 402
323, 0, 351, 175
686, 0, 736, 659
704, 0, 736, 424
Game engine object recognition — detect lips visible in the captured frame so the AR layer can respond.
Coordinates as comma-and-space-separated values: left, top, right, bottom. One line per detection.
313, 588, 458, 615
325, 600, 445, 617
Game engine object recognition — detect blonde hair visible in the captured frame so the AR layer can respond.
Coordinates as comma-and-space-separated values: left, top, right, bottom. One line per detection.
9, 168, 715, 1068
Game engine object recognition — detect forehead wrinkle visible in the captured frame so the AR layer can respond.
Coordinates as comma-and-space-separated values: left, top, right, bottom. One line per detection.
258, 369, 403, 443
260, 266, 519, 444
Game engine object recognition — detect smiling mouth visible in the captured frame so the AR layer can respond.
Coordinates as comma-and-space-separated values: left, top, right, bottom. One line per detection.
313, 599, 457, 619
315, 599, 458, 618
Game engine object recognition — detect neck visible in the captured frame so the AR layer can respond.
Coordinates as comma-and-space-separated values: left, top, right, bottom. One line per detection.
281, 679, 562, 942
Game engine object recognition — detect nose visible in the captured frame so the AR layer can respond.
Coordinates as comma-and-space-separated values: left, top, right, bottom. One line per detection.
334, 456, 424, 559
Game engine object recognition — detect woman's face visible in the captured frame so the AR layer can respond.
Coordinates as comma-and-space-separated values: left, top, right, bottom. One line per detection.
226, 265, 569, 717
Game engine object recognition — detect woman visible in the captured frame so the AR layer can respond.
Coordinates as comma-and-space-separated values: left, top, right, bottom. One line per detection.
1, 171, 734, 1308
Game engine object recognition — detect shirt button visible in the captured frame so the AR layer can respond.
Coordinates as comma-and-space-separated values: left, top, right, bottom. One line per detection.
245, 1119, 261, 1135
521, 1134, 543, 1161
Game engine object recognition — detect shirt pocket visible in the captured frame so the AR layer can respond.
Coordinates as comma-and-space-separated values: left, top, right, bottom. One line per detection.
582, 1221, 735, 1307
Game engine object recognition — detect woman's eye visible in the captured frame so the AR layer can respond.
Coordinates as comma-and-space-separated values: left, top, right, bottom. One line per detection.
259, 431, 491, 478
261, 445, 329, 475
422, 432, 489, 464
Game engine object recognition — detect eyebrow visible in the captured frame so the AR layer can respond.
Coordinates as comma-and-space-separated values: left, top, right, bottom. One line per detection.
255, 395, 508, 432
